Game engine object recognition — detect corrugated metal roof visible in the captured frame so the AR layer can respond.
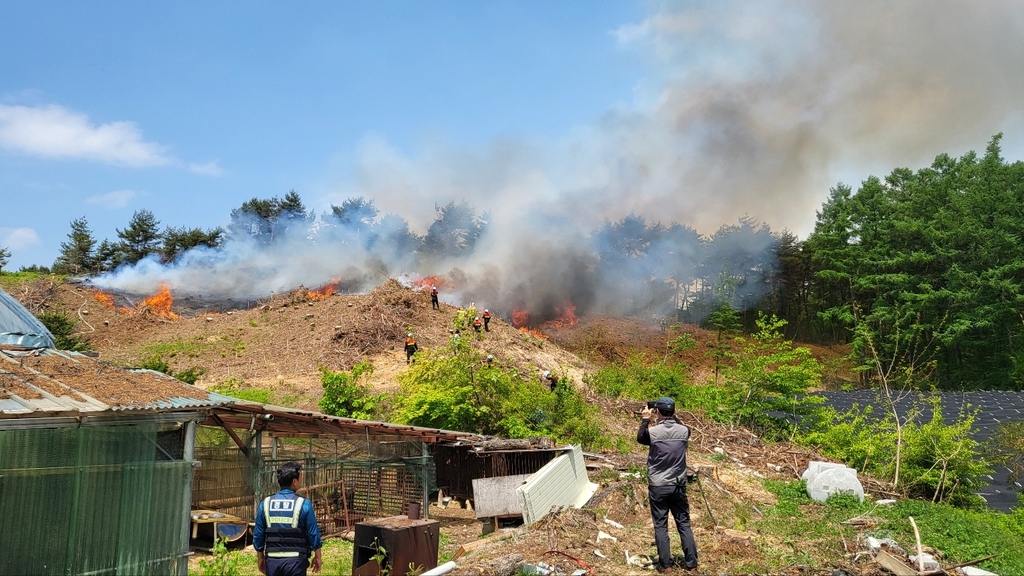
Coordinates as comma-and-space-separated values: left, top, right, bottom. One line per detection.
0, 286, 55, 348
211, 401, 479, 443
0, 349, 233, 417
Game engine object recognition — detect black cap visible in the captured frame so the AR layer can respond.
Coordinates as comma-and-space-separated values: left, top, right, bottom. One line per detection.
654, 397, 675, 412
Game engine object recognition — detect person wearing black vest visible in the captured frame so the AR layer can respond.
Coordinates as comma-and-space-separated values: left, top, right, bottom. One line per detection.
638, 397, 698, 573
254, 462, 323, 575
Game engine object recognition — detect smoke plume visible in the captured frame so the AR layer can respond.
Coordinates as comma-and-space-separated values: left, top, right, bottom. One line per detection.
94, 1, 1024, 322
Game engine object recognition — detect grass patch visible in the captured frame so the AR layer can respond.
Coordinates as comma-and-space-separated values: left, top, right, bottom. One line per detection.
0, 270, 58, 290
756, 480, 1024, 575
210, 380, 274, 404
188, 539, 353, 576
144, 335, 211, 359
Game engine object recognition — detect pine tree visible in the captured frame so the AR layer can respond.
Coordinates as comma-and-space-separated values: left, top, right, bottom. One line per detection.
117, 209, 162, 265
0, 246, 10, 272
94, 239, 122, 273
53, 217, 97, 275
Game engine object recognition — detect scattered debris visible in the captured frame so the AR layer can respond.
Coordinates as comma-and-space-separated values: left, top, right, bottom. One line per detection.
803, 461, 865, 503
602, 517, 624, 530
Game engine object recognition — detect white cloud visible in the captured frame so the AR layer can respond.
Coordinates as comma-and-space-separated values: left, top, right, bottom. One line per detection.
0, 227, 41, 250
85, 189, 137, 210
611, 20, 651, 44
0, 103, 173, 167
188, 159, 226, 176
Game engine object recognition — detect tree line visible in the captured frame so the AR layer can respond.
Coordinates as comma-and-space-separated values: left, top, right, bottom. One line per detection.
20, 134, 1024, 389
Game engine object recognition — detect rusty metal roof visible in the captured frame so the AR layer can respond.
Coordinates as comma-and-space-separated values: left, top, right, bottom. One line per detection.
210, 401, 480, 443
0, 348, 234, 417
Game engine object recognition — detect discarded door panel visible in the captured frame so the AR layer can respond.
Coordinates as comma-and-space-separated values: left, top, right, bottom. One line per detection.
515, 446, 598, 526
473, 473, 531, 518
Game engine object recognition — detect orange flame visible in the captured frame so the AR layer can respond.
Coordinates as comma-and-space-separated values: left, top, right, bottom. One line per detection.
519, 327, 548, 340
543, 301, 578, 330
92, 290, 115, 309
512, 308, 530, 328
139, 283, 179, 319
309, 277, 341, 300
411, 275, 448, 291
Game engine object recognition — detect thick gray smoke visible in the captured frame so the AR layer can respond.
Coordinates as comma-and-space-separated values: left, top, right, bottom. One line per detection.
94, 1, 1024, 322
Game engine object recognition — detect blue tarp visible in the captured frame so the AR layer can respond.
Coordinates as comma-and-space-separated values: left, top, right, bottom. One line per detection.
0, 286, 55, 348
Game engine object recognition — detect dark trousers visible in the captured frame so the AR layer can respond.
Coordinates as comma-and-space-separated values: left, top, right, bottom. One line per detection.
431, 296, 439, 309
649, 483, 698, 569
483, 318, 490, 331
266, 556, 309, 576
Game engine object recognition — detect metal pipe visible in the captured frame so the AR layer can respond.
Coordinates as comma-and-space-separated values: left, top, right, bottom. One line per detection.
421, 442, 430, 520
421, 561, 457, 576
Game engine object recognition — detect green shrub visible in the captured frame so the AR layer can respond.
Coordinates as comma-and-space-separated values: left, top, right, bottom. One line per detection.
197, 537, 244, 576
318, 361, 380, 419
35, 310, 91, 352
584, 355, 688, 401
721, 313, 823, 436
395, 345, 607, 448
135, 354, 171, 375
798, 396, 992, 506
173, 366, 207, 384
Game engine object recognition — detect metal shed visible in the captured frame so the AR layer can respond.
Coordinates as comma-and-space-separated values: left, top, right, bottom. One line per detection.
193, 402, 479, 537
0, 286, 233, 576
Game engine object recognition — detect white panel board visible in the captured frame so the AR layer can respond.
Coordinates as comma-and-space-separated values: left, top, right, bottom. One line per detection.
515, 445, 598, 526
472, 474, 531, 518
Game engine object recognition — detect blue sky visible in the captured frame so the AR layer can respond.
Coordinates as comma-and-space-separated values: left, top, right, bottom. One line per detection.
3, 1, 1024, 272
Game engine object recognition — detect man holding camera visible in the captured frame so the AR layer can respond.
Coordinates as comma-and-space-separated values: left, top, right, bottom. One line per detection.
638, 397, 698, 573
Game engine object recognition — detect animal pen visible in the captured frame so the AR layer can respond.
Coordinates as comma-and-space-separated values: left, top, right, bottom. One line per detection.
192, 402, 474, 538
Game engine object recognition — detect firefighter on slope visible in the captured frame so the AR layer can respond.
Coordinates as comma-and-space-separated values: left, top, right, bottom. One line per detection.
473, 316, 483, 333
482, 309, 491, 331
254, 462, 323, 576
430, 286, 439, 310
405, 333, 418, 364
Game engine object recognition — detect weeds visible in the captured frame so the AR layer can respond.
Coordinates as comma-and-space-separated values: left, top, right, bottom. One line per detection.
197, 537, 243, 576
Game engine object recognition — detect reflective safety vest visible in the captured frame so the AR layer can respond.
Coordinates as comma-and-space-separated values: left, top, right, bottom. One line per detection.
263, 493, 310, 558
430, 289, 438, 297
482, 312, 490, 319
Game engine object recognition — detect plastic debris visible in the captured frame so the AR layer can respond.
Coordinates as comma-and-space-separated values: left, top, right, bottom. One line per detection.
603, 517, 624, 529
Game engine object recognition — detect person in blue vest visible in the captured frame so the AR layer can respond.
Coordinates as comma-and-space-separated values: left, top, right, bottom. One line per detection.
254, 462, 323, 575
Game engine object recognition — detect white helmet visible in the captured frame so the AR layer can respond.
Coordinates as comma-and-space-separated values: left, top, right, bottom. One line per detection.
484, 309, 489, 312
408, 333, 413, 337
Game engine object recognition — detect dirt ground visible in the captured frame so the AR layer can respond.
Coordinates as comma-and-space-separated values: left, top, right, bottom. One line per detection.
438, 406, 891, 575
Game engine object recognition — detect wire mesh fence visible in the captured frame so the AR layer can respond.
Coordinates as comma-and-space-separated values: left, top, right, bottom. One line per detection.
191, 433, 437, 536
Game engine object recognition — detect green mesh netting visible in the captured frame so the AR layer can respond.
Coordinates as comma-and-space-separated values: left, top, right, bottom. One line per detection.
0, 424, 192, 576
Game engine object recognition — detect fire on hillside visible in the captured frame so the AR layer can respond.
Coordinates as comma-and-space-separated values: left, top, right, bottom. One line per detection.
307, 277, 341, 300
511, 301, 579, 339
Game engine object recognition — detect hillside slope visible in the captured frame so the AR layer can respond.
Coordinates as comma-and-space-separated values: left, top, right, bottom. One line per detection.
13, 277, 854, 404
14, 278, 594, 404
